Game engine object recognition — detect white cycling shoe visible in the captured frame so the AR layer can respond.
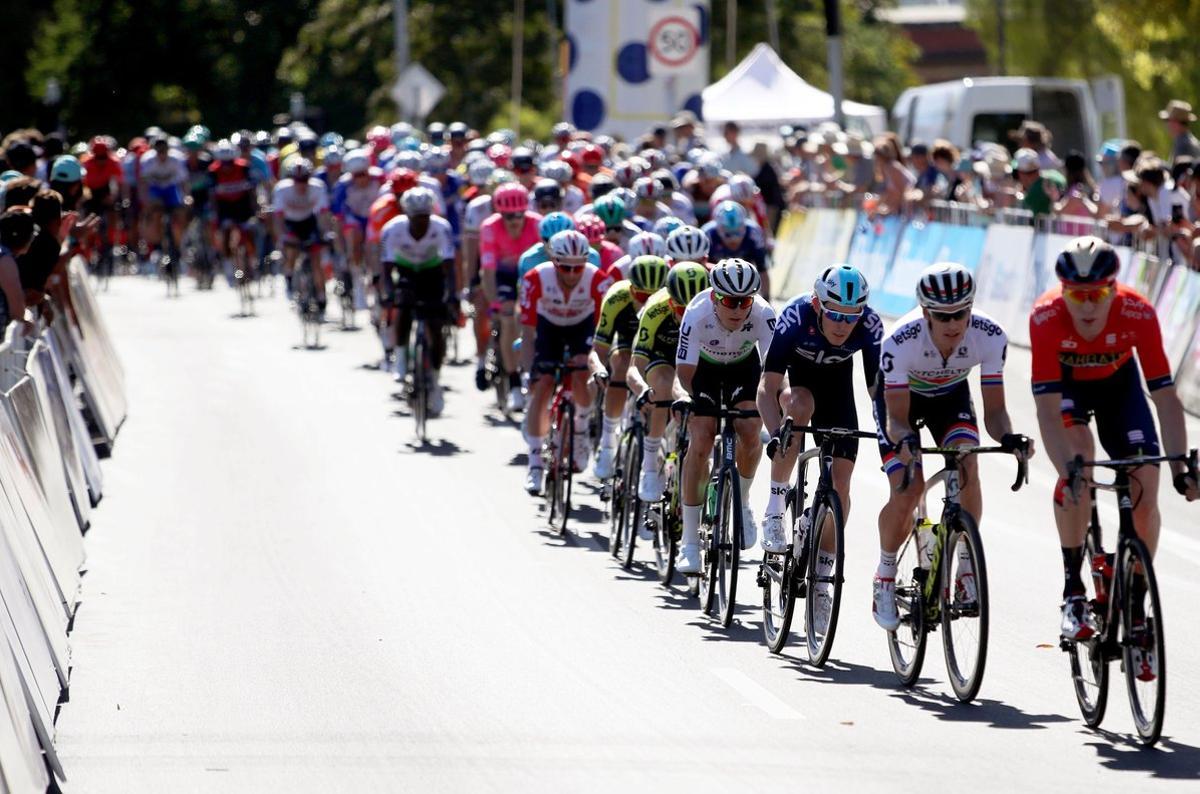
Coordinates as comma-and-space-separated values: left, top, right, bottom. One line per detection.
872, 574, 900, 631
676, 543, 701, 574
638, 468, 664, 502
572, 435, 591, 474
524, 465, 544, 496
1060, 596, 1097, 641
760, 514, 787, 553
740, 505, 757, 550
811, 585, 833, 635
594, 445, 616, 480
506, 388, 526, 413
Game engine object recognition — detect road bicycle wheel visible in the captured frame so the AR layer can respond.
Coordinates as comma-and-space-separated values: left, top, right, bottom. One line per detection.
554, 403, 575, 536
941, 510, 989, 702
715, 466, 740, 628
888, 522, 928, 687
1068, 529, 1109, 727
1120, 536, 1166, 746
619, 429, 642, 569
545, 423, 561, 526
411, 327, 428, 443
650, 493, 676, 586
609, 431, 629, 558
699, 479, 719, 615
805, 492, 845, 667
761, 487, 797, 653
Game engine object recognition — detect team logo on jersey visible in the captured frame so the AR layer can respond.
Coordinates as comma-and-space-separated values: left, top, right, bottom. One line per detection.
1105, 333, 1116, 345
1062, 339, 1078, 349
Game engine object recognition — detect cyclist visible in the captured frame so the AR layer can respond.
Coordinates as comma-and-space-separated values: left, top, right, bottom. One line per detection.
710, 173, 773, 246
532, 179, 564, 215
541, 159, 584, 215
272, 158, 333, 313
462, 162, 499, 388
138, 136, 189, 264
588, 254, 670, 479
654, 169, 697, 225
591, 193, 636, 250
517, 212, 598, 292
182, 134, 214, 224
368, 168, 418, 370
575, 213, 623, 277
665, 224, 711, 268
332, 149, 384, 284
631, 176, 673, 228
704, 200, 769, 295
520, 230, 614, 493
674, 258, 777, 573
613, 231, 666, 279
480, 182, 541, 412
628, 261, 710, 501
80, 136, 125, 260
379, 186, 456, 416
873, 262, 1031, 631
209, 139, 259, 278
1029, 236, 1198, 651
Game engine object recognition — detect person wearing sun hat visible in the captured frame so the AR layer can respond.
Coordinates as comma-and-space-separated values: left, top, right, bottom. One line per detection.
1159, 100, 1200, 165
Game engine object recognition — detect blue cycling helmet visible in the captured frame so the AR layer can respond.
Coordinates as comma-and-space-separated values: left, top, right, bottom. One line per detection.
653, 216, 685, 238
814, 264, 870, 308
714, 200, 748, 234
539, 211, 575, 242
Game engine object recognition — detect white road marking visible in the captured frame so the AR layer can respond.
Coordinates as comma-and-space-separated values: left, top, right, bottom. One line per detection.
712, 667, 804, 719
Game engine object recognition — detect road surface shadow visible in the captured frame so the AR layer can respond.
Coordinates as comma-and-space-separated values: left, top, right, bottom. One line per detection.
652, 584, 697, 612
291, 343, 327, 352
889, 687, 1073, 731
1082, 729, 1200, 778
483, 412, 517, 428
780, 657, 921, 690
611, 560, 658, 583
401, 438, 464, 456
689, 605, 765, 644
508, 453, 528, 467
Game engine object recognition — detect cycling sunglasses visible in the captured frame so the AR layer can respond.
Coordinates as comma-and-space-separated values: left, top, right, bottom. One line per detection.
555, 261, 587, 273
501, 212, 524, 221
822, 306, 864, 324
929, 307, 970, 323
1063, 283, 1115, 304
712, 291, 753, 310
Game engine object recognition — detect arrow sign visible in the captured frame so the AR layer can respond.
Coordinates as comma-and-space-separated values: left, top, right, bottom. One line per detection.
391, 63, 446, 121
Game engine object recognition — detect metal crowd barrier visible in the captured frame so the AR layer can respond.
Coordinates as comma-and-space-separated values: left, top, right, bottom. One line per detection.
0, 261, 125, 790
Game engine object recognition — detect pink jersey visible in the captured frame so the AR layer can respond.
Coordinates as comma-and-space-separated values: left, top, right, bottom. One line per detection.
479, 210, 542, 272
597, 240, 624, 275
520, 262, 611, 327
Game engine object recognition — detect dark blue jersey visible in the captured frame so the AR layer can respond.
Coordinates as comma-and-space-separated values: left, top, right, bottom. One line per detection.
763, 293, 883, 390
703, 219, 767, 268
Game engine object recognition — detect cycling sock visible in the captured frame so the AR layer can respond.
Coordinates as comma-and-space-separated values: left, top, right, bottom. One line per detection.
575, 405, 593, 435
1130, 572, 1148, 623
682, 504, 702, 546
739, 474, 755, 507
1061, 545, 1085, 598
527, 434, 544, 461
816, 552, 835, 578
641, 436, 661, 471
765, 480, 789, 515
877, 550, 898, 579
601, 415, 618, 450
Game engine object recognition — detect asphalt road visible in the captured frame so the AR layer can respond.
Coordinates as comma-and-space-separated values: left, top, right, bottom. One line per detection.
54, 275, 1200, 791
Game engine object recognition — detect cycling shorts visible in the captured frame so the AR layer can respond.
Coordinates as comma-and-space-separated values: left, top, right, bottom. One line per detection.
1061, 359, 1160, 459
146, 184, 184, 211
691, 355, 761, 411
216, 198, 256, 225
786, 358, 860, 461
533, 316, 593, 372
340, 212, 369, 235
284, 217, 321, 247
874, 380, 979, 475
495, 267, 518, 303
389, 264, 447, 322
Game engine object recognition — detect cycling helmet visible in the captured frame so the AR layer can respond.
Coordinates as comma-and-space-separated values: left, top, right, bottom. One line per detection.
628, 231, 667, 259
653, 216, 684, 239
613, 187, 637, 216
593, 194, 626, 228
667, 261, 710, 306
728, 174, 756, 202
666, 225, 710, 261
323, 146, 344, 166
511, 146, 536, 171
652, 168, 679, 193
401, 185, 437, 215
426, 121, 447, 144
539, 211, 575, 241
548, 229, 591, 262
540, 159, 573, 185
447, 121, 469, 140
612, 160, 643, 187
213, 139, 237, 162
89, 136, 110, 157
1055, 235, 1119, 284
580, 144, 604, 167
697, 157, 724, 180
344, 149, 371, 175
187, 124, 211, 144
710, 258, 761, 297
487, 143, 512, 168
393, 150, 423, 171
714, 200, 749, 234
182, 134, 204, 152
320, 132, 344, 148
551, 121, 575, 140
390, 122, 415, 143
424, 149, 449, 173
468, 158, 495, 187
492, 128, 517, 146
575, 213, 605, 245
589, 173, 617, 199
633, 176, 661, 201
297, 133, 319, 154
488, 168, 517, 188
49, 155, 84, 183
629, 255, 670, 292
388, 167, 418, 194
288, 158, 313, 179
493, 182, 530, 214
814, 264, 869, 308
641, 149, 667, 171
533, 179, 562, 205
916, 262, 975, 311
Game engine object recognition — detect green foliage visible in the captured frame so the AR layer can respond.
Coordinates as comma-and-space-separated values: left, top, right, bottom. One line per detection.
487, 102, 557, 144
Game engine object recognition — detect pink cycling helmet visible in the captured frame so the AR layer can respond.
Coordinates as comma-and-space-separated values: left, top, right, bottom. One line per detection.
492, 182, 530, 214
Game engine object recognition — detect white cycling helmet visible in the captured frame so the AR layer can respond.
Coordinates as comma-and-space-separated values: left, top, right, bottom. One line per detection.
548, 229, 591, 262
401, 185, 437, 216
468, 158, 495, 187
666, 225, 710, 261
916, 262, 975, 311
728, 173, 756, 202
814, 264, 869, 307
710, 258, 760, 298
213, 139, 236, 162
540, 159, 573, 185
393, 150, 423, 170
344, 148, 371, 175
628, 231, 667, 259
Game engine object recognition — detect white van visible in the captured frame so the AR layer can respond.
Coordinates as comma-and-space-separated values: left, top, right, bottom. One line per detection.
891, 77, 1104, 161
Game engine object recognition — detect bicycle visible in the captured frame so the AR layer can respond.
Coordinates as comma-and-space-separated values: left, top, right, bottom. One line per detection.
607, 388, 673, 569
483, 309, 512, 418
685, 402, 759, 628
292, 247, 324, 349
644, 412, 690, 586
542, 361, 589, 536
333, 253, 357, 331
1060, 450, 1197, 746
758, 419, 879, 665
888, 443, 1027, 702
183, 212, 217, 290
159, 212, 181, 297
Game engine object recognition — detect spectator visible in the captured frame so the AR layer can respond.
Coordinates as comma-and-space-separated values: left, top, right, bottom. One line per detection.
1159, 100, 1200, 165
18, 190, 68, 320
1014, 148, 1063, 216
670, 111, 702, 156
972, 145, 1015, 209
750, 142, 784, 231
720, 121, 756, 176
1095, 140, 1126, 213
870, 133, 914, 215
1011, 120, 1062, 170
929, 139, 962, 200
2, 177, 44, 211
908, 141, 939, 192
0, 208, 34, 329
4, 140, 38, 178
832, 132, 874, 194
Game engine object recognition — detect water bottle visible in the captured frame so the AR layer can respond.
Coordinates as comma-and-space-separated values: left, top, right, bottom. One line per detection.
704, 477, 718, 523
1091, 552, 1113, 606
796, 507, 812, 550
916, 519, 936, 570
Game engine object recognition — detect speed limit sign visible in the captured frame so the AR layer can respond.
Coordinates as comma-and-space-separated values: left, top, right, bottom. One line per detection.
647, 9, 702, 76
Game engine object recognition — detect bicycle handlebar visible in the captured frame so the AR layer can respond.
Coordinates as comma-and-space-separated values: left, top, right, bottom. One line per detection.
684, 404, 760, 420
899, 444, 1029, 493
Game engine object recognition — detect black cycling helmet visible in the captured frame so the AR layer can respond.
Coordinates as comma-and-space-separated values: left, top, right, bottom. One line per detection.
447, 121, 469, 140
511, 146, 535, 172
1055, 235, 1119, 284
533, 179, 563, 205
426, 122, 446, 145
589, 173, 616, 199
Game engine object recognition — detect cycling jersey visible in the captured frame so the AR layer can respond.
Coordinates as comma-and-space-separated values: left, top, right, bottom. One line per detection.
677, 289, 776, 366
185, 153, 214, 205
332, 171, 384, 227
593, 280, 641, 350
764, 293, 883, 384
1029, 282, 1173, 395
209, 160, 256, 224
434, 172, 463, 241
595, 240, 624, 276
562, 184, 585, 215
139, 151, 187, 188
880, 308, 1007, 396
80, 154, 124, 192
703, 220, 767, 270
632, 288, 681, 371
462, 195, 492, 237
708, 185, 771, 232
367, 193, 400, 244
272, 178, 329, 222
379, 215, 455, 270
519, 261, 611, 328
517, 242, 600, 283
480, 211, 541, 272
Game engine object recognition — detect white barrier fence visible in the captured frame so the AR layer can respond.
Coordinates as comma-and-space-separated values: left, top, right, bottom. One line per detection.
770, 204, 1200, 415
0, 257, 126, 791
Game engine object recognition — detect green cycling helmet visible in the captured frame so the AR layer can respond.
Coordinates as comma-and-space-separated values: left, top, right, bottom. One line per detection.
593, 193, 626, 229
629, 255, 669, 293
187, 124, 211, 144
182, 133, 204, 151
666, 261, 709, 307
